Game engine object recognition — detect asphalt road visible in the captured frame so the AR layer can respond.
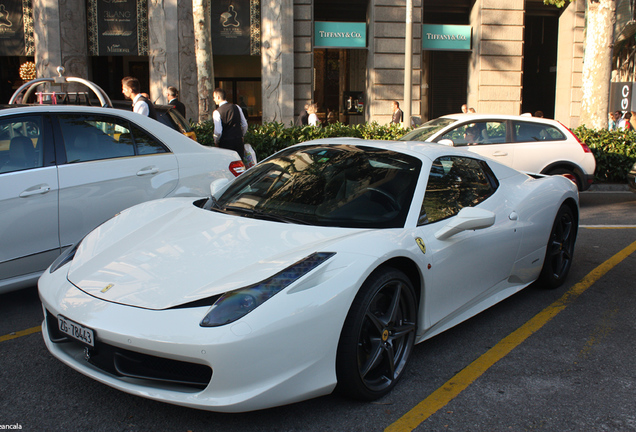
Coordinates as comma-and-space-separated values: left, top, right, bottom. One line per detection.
1, 191, 635, 432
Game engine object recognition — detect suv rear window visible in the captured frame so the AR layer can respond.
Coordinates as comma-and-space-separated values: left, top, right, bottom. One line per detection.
513, 121, 565, 142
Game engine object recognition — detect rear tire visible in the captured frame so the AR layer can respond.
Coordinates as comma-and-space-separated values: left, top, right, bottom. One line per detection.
538, 204, 577, 289
336, 267, 417, 400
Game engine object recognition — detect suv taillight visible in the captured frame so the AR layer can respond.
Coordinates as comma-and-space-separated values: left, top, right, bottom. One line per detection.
229, 160, 246, 177
560, 122, 592, 153
561, 173, 578, 185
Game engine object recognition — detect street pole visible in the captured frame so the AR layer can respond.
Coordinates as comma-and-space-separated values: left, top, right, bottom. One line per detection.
403, 0, 413, 126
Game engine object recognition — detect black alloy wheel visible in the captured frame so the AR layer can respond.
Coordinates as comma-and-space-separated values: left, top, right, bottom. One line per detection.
336, 267, 417, 400
539, 204, 577, 289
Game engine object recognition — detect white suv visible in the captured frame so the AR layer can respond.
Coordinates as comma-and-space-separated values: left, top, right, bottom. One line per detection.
400, 114, 596, 191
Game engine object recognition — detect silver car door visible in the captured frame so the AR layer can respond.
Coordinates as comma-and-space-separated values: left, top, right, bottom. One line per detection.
0, 115, 60, 288
55, 113, 178, 249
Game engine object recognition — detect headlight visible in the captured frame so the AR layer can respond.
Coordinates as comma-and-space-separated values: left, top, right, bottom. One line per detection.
49, 241, 82, 273
200, 252, 335, 327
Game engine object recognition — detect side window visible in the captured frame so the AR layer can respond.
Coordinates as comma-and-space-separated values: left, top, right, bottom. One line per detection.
419, 156, 498, 226
59, 115, 135, 163
480, 121, 506, 144
0, 116, 44, 174
132, 125, 169, 155
438, 121, 506, 146
513, 121, 566, 142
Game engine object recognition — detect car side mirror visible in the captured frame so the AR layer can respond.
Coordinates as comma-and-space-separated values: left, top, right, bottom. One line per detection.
210, 178, 230, 198
437, 139, 455, 146
435, 207, 496, 240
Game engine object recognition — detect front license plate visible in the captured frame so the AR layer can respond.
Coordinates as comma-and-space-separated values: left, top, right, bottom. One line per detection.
58, 315, 95, 347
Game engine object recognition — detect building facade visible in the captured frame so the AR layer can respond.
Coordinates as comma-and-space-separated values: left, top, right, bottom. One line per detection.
0, 0, 584, 127
609, 0, 636, 116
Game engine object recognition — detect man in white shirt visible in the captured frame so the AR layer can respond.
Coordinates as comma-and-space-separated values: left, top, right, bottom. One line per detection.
212, 88, 248, 158
122, 76, 157, 119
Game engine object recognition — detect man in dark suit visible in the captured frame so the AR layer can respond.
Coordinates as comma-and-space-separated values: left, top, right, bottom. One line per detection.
165, 86, 186, 118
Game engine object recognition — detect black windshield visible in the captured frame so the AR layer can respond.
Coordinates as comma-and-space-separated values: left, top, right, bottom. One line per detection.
216, 144, 422, 228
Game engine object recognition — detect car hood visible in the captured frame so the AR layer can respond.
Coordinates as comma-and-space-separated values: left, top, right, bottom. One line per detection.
67, 198, 361, 310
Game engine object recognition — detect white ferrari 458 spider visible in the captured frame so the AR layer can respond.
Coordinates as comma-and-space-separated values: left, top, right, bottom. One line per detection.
39, 138, 579, 412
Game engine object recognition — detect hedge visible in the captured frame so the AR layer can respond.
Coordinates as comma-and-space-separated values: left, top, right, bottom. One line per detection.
192, 121, 636, 184
573, 126, 636, 183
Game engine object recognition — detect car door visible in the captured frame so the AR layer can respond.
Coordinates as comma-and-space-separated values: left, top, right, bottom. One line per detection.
0, 114, 60, 285
54, 113, 179, 248
413, 156, 522, 327
437, 120, 515, 168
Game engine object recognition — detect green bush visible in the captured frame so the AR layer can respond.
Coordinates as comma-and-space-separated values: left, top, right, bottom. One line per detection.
193, 121, 410, 161
191, 121, 215, 146
573, 127, 636, 183
192, 120, 636, 184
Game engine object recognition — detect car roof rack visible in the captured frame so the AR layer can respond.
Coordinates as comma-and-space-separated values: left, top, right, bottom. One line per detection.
9, 66, 113, 108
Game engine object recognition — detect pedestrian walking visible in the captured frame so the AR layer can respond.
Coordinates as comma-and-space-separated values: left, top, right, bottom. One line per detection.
212, 88, 248, 159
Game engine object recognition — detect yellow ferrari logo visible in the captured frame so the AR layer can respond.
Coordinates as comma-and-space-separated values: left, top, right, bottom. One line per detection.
415, 237, 426, 254
101, 284, 114, 293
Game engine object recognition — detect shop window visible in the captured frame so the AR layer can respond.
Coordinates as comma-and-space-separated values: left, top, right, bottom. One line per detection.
216, 79, 262, 121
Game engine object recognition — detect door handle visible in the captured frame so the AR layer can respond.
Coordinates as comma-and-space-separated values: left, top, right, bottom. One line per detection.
19, 184, 51, 197
137, 166, 159, 176
492, 151, 508, 157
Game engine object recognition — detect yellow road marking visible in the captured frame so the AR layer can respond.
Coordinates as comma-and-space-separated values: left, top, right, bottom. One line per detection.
581, 225, 636, 229
386, 239, 636, 432
0, 325, 42, 343
2, 234, 635, 426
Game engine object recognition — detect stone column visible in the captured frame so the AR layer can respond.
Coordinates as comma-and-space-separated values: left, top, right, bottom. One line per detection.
261, 0, 294, 125
468, 0, 524, 114
59, 0, 88, 80
33, 0, 63, 79
293, 0, 312, 118
148, 0, 193, 114
367, 0, 422, 124
148, 0, 169, 102
554, 1, 585, 128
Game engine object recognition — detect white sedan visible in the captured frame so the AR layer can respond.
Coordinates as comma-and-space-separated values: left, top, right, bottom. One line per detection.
1, 105, 244, 294
400, 113, 596, 191
39, 138, 578, 412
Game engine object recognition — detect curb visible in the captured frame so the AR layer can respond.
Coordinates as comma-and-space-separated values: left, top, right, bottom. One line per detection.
586, 183, 630, 192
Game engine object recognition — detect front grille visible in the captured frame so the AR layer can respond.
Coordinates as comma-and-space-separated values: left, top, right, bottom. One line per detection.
46, 310, 212, 390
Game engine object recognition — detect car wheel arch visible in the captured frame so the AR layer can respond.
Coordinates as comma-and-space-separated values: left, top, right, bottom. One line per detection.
538, 200, 579, 289
381, 257, 422, 302
561, 197, 579, 226
338, 257, 424, 326
540, 161, 586, 186
340, 257, 424, 334
335, 259, 420, 400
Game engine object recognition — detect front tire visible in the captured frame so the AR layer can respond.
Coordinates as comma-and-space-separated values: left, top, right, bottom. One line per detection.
336, 267, 417, 400
539, 204, 577, 289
